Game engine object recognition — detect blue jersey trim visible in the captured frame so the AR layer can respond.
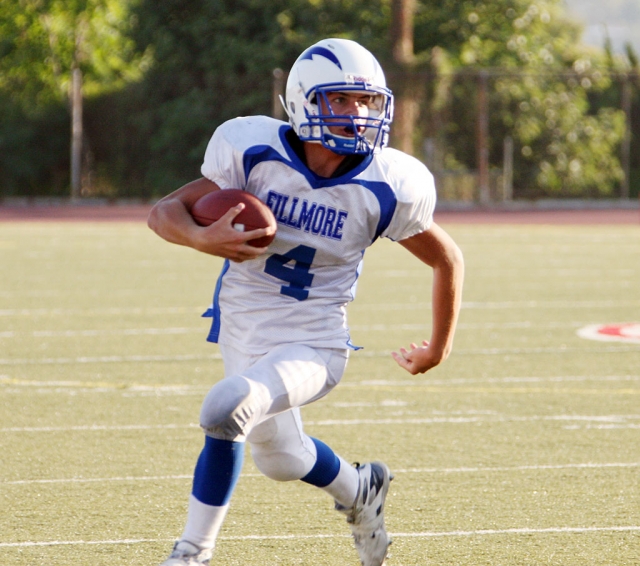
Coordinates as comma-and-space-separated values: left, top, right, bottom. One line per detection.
205, 259, 230, 343
242, 126, 374, 190
243, 142, 292, 184
353, 180, 397, 241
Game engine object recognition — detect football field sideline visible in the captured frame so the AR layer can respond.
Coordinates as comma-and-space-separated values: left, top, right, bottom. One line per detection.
3, 524, 640, 549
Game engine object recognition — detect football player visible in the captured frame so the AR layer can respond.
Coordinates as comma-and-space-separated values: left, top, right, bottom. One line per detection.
148, 38, 464, 566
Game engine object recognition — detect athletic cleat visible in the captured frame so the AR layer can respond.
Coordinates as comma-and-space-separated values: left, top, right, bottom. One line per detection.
336, 461, 393, 566
159, 540, 212, 566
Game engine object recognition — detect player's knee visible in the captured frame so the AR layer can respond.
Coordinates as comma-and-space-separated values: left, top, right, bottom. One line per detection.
251, 447, 311, 482
250, 428, 317, 482
199, 376, 254, 440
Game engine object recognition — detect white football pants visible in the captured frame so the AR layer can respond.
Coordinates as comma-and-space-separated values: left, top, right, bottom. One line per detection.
199, 342, 349, 480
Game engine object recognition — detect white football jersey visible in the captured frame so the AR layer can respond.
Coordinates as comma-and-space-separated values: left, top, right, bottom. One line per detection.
201, 116, 436, 354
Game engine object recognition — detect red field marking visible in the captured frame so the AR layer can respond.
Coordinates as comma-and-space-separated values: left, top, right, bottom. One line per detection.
0, 203, 638, 224
578, 323, 640, 344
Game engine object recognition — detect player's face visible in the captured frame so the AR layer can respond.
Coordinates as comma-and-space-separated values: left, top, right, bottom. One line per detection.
321, 91, 381, 137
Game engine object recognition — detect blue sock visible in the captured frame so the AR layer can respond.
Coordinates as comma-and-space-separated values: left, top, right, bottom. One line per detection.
192, 436, 245, 506
301, 437, 341, 488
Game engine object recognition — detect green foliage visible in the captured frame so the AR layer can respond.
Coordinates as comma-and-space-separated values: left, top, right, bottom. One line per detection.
0, 0, 148, 110
0, 0, 637, 199
0, 93, 70, 196
416, 0, 627, 197
0, 0, 150, 198
491, 72, 626, 197
114, 0, 393, 195
121, 0, 295, 193
415, 0, 583, 68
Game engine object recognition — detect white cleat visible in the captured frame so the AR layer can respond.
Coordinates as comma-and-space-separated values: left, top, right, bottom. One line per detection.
336, 461, 393, 566
159, 540, 212, 566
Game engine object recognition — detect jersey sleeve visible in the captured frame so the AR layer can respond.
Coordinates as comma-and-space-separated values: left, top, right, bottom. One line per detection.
381, 151, 437, 242
200, 119, 247, 189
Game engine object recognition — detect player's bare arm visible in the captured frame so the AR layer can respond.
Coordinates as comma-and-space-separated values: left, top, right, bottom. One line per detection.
391, 222, 464, 375
147, 177, 273, 262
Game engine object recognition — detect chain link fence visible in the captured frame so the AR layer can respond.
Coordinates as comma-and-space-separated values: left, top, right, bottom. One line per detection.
273, 68, 639, 203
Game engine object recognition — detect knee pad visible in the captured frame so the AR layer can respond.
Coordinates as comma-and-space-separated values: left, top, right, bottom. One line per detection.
199, 376, 254, 441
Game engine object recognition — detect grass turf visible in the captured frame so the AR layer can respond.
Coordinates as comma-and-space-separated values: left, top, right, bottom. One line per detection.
1, 220, 639, 565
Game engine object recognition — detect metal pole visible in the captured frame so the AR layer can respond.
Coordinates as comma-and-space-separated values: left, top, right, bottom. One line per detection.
503, 136, 513, 201
477, 71, 490, 204
621, 77, 631, 200
272, 68, 285, 121
71, 66, 83, 200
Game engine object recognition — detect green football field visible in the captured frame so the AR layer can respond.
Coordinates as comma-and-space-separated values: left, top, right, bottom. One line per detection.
1, 219, 639, 565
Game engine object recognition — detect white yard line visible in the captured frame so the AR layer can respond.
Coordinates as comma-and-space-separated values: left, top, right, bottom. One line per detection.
361, 345, 640, 357
1, 423, 200, 432
0, 343, 638, 367
3, 414, 640, 433
2, 525, 640, 548
0, 374, 640, 392
0, 353, 222, 365
2, 300, 640, 318
0, 321, 606, 338
2, 374, 638, 391
0, 307, 203, 317
389, 525, 640, 538
0, 327, 204, 338
4, 462, 640, 486
349, 374, 640, 386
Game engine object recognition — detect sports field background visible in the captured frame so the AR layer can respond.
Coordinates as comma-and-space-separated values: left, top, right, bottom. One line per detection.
1, 207, 639, 565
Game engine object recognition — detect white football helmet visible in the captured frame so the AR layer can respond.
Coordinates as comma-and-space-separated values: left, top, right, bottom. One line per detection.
283, 38, 394, 156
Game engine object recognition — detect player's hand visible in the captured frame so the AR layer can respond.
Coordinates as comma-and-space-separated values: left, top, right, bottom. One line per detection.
391, 340, 446, 375
193, 204, 275, 262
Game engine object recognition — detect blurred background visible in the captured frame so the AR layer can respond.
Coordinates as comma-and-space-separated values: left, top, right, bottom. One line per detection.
1, 0, 638, 204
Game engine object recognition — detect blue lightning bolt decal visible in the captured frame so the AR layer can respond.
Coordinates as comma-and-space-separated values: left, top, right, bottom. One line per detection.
299, 46, 342, 69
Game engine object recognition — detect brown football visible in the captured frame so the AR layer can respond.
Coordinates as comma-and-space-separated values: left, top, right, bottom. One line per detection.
190, 189, 277, 248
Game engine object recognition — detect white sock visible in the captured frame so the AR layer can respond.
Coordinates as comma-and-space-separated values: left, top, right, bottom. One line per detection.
320, 456, 359, 508
181, 494, 230, 549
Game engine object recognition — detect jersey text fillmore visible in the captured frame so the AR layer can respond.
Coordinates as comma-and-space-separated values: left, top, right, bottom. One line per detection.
266, 190, 348, 240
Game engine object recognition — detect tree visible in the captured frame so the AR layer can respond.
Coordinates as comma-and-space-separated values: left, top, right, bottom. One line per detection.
389, 0, 422, 154
0, 0, 149, 197
122, 0, 393, 194
410, 0, 626, 197
2, 0, 631, 199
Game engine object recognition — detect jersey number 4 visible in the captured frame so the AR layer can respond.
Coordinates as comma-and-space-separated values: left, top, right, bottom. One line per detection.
264, 245, 316, 301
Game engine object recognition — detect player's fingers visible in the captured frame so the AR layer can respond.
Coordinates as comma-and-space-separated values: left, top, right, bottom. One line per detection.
219, 203, 246, 224
391, 350, 408, 366
228, 246, 265, 262
391, 351, 418, 374
237, 226, 273, 242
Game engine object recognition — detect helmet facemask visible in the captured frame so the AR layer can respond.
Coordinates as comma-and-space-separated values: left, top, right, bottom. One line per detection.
298, 83, 393, 155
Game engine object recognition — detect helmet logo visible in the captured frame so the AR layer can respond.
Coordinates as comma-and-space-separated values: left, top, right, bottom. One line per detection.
345, 74, 373, 84
299, 46, 343, 70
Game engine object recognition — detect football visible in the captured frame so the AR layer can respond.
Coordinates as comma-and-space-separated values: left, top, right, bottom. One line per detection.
190, 189, 277, 247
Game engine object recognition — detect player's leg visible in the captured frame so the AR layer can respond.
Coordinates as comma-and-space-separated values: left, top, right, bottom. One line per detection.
160, 344, 349, 565
248, 406, 393, 566
248, 408, 360, 508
